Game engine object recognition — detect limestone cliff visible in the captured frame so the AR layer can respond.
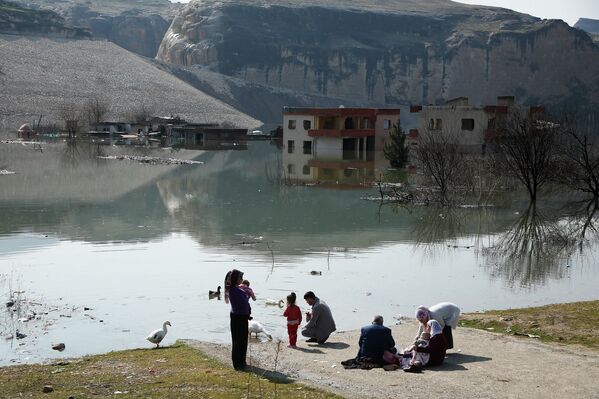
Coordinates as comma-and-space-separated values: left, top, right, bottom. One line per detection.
11, 0, 179, 57
157, 0, 599, 107
0, 0, 90, 39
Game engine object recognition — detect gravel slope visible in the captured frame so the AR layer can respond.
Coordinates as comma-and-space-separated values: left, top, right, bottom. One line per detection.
186, 320, 599, 399
0, 35, 260, 132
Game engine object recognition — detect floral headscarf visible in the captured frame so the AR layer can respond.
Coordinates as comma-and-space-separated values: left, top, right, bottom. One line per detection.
415, 306, 431, 322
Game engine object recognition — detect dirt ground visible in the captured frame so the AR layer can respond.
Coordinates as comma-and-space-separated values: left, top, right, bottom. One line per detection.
186, 320, 599, 399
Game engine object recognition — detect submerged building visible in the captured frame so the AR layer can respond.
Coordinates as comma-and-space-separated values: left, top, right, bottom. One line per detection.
409, 96, 544, 153
281, 107, 400, 185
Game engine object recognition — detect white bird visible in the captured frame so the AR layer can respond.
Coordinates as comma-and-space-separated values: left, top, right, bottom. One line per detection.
265, 299, 284, 307
146, 321, 171, 348
248, 320, 272, 340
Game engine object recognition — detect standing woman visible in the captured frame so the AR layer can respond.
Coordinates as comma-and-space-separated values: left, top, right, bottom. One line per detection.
225, 269, 251, 370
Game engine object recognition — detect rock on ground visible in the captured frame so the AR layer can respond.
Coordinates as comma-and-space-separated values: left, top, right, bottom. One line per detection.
185, 320, 599, 399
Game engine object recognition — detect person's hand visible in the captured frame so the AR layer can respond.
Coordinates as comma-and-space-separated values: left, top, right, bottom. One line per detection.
306, 312, 312, 322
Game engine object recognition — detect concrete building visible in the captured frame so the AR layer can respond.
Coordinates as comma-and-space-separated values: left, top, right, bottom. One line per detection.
281, 107, 400, 185
410, 96, 544, 153
166, 123, 248, 150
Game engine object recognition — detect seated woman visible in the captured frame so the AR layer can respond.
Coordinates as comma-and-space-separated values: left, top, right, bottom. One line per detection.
402, 320, 447, 372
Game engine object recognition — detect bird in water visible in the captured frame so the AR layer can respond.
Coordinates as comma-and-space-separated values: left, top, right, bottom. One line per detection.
209, 286, 221, 299
146, 321, 171, 348
265, 299, 284, 307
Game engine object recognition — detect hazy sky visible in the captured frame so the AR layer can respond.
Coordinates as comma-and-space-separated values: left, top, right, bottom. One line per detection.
170, 0, 598, 26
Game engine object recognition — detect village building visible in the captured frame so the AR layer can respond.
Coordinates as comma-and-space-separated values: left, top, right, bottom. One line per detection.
165, 123, 248, 150
409, 96, 544, 154
281, 107, 400, 184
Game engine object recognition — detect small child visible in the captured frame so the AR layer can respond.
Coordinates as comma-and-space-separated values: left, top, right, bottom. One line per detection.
238, 279, 256, 301
409, 331, 431, 367
283, 292, 302, 348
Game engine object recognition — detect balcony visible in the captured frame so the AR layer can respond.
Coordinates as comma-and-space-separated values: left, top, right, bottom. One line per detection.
308, 129, 375, 138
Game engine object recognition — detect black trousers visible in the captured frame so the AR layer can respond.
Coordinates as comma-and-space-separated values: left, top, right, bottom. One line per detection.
443, 325, 454, 349
230, 313, 249, 369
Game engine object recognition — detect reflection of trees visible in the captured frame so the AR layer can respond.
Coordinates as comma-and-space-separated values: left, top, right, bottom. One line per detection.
484, 204, 577, 286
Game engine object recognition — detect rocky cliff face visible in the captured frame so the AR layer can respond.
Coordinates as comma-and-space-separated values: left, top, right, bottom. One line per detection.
157, 0, 599, 108
11, 0, 178, 57
0, 0, 90, 39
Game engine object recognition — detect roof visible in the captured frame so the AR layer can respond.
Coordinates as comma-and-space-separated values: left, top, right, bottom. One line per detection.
283, 107, 400, 117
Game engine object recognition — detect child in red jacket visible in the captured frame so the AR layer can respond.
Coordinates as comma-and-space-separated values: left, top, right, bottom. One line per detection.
283, 292, 302, 348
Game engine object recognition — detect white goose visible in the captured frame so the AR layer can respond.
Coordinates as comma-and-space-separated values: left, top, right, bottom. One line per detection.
146, 321, 171, 348
248, 320, 272, 340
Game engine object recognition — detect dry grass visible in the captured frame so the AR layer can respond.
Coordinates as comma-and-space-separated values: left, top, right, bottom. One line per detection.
0, 342, 341, 399
460, 300, 599, 350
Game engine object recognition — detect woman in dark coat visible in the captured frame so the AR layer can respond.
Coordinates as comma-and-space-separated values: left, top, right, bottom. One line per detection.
225, 269, 251, 370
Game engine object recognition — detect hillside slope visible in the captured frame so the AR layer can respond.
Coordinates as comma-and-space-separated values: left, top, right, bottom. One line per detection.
157, 0, 599, 108
0, 35, 260, 132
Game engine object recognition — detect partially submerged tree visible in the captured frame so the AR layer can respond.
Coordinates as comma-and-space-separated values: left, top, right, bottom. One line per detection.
489, 111, 560, 202
58, 102, 82, 139
414, 122, 465, 204
383, 122, 409, 168
85, 96, 110, 127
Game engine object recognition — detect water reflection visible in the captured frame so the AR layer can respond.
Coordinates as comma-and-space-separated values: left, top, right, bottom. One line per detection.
483, 204, 577, 286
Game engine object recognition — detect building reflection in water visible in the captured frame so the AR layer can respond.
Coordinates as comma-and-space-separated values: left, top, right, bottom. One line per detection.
280, 106, 400, 187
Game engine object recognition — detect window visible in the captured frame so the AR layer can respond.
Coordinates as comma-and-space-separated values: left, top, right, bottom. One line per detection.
288, 119, 296, 130
302, 165, 310, 175
428, 118, 442, 130
383, 119, 391, 130
303, 141, 312, 155
323, 168, 333, 177
345, 117, 355, 130
303, 120, 312, 130
287, 140, 295, 154
323, 117, 336, 129
462, 119, 475, 131
287, 164, 295, 175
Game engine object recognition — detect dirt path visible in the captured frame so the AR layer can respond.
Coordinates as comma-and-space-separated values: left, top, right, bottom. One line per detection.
185, 320, 599, 399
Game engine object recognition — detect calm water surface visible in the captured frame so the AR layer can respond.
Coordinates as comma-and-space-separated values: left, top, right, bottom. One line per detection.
1, 140, 598, 365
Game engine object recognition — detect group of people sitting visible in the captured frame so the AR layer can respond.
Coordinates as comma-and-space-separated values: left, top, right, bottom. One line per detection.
224, 268, 459, 373
353, 302, 460, 372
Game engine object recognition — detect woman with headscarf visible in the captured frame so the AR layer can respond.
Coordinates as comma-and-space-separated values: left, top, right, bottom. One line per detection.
415, 302, 460, 349
224, 269, 251, 370
413, 320, 447, 367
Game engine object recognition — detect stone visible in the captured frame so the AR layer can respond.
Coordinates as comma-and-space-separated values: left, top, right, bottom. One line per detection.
52, 343, 66, 352
42, 385, 54, 393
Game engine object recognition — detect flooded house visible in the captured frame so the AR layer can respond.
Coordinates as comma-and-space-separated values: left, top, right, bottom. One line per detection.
165, 123, 248, 150
281, 107, 401, 186
409, 96, 544, 154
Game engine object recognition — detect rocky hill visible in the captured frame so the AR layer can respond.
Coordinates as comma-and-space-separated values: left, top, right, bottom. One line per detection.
10, 0, 179, 57
157, 0, 599, 110
0, 34, 260, 133
0, 0, 90, 39
576, 18, 599, 43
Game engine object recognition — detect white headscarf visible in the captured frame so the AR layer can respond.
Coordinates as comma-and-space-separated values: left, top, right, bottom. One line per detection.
427, 320, 443, 337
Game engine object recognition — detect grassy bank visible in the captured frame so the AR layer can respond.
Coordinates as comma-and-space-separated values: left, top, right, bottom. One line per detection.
0, 342, 340, 399
459, 300, 599, 350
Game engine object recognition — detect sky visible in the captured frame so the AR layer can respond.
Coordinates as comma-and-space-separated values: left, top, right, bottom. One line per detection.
169, 0, 599, 26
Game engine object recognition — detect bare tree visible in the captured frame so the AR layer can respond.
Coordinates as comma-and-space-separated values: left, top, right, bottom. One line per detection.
85, 96, 110, 127
489, 111, 560, 202
58, 102, 82, 139
128, 103, 154, 124
557, 112, 599, 200
414, 122, 466, 204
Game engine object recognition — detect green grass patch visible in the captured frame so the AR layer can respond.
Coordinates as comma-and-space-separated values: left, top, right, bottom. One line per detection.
0, 342, 341, 398
460, 300, 599, 350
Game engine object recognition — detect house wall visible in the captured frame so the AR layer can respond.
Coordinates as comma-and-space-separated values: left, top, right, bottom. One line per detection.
417, 107, 489, 152
282, 114, 316, 181
374, 114, 400, 152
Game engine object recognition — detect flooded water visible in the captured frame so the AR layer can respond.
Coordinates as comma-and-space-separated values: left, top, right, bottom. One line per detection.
1, 140, 598, 365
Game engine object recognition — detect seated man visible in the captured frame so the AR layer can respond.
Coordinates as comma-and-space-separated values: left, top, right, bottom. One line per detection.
357, 315, 396, 364
301, 291, 336, 344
